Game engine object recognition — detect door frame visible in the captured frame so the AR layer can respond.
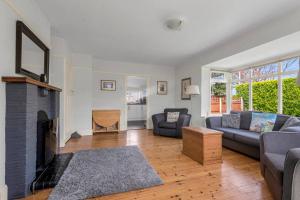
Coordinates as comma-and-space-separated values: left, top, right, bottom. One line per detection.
124, 75, 150, 130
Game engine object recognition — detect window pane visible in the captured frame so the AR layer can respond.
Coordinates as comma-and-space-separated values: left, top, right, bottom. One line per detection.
211, 82, 227, 114
234, 82, 250, 111
211, 72, 225, 82
252, 63, 278, 81
240, 69, 251, 80
282, 74, 300, 116
232, 72, 240, 82
231, 82, 245, 111
252, 77, 278, 113
282, 57, 299, 72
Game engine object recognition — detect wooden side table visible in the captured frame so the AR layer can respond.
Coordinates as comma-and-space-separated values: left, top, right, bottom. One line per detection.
182, 127, 223, 165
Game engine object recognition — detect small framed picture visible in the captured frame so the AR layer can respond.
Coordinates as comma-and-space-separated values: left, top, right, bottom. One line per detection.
101, 80, 116, 91
181, 78, 191, 100
157, 81, 168, 95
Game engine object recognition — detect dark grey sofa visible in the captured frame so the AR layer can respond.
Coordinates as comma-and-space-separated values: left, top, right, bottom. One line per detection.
152, 108, 191, 138
260, 132, 300, 200
206, 111, 291, 159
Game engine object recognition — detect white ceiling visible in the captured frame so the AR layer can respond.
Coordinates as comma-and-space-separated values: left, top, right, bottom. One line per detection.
207, 31, 300, 71
35, 0, 300, 67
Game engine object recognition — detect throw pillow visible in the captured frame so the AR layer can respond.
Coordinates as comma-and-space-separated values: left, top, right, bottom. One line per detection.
249, 113, 277, 133
222, 114, 240, 129
280, 117, 300, 131
166, 112, 180, 123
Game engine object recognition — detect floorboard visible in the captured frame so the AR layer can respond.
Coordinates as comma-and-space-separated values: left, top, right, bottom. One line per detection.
24, 129, 273, 200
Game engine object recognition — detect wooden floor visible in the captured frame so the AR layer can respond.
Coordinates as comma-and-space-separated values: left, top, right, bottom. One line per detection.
25, 129, 273, 200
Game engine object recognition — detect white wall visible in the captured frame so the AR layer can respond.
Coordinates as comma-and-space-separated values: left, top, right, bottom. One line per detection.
92, 59, 176, 130
71, 54, 93, 135
175, 63, 205, 126
0, 0, 50, 198
50, 36, 73, 146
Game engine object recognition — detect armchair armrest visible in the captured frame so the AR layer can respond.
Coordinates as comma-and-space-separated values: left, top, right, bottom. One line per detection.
206, 116, 222, 129
176, 114, 191, 137
260, 132, 300, 155
260, 132, 300, 176
152, 113, 165, 135
283, 148, 300, 200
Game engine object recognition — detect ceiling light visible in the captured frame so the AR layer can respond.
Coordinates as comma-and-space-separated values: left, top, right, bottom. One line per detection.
165, 17, 184, 31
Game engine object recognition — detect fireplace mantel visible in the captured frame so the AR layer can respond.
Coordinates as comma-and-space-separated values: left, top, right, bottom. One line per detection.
2, 76, 62, 92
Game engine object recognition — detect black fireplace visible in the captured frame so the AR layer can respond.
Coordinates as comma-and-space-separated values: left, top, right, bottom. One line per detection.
36, 111, 57, 176
31, 111, 72, 193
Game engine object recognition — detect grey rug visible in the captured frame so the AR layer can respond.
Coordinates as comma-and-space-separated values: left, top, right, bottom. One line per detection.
48, 146, 163, 200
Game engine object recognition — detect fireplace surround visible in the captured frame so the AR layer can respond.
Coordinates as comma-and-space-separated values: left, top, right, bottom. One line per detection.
3, 77, 61, 199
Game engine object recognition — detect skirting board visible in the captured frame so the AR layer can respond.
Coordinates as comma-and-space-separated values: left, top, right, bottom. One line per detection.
78, 129, 93, 136
0, 184, 8, 200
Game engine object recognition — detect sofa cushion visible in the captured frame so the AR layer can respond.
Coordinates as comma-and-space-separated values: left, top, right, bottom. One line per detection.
273, 114, 290, 131
214, 128, 256, 141
164, 108, 188, 120
222, 114, 240, 129
158, 128, 177, 137
166, 112, 180, 122
264, 153, 285, 185
281, 126, 300, 133
233, 130, 261, 147
158, 121, 177, 129
239, 111, 253, 130
249, 113, 277, 133
215, 128, 235, 139
280, 117, 300, 131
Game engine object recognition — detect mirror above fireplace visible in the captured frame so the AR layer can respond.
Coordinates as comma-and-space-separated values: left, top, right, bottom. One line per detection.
16, 21, 50, 83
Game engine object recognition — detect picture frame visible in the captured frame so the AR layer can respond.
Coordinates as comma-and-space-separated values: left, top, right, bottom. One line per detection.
157, 81, 168, 95
181, 78, 191, 100
101, 80, 116, 91
16, 21, 50, 83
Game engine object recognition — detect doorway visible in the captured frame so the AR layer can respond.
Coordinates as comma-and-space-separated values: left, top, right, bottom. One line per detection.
126, 76, 147, 130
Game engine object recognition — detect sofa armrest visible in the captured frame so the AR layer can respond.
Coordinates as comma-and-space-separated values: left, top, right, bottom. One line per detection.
283, 148, 300, 200
177, 114, 191, 136
206, 116, 222, 129
260, 132, 300, 155
152, 113, 165, 134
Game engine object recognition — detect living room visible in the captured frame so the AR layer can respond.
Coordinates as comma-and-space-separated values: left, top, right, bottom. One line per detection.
1, 0, 300, 200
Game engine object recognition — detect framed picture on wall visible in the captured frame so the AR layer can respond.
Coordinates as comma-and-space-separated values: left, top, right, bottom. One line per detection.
157, 81, 168, 95
181, 78, 191, 100
101, 80, 116, 91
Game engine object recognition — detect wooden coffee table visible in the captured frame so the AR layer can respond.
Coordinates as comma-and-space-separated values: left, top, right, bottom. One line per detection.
182, 127, 223, 165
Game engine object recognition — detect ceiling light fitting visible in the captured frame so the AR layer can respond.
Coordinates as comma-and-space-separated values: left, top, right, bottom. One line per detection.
165, 17, 184, 31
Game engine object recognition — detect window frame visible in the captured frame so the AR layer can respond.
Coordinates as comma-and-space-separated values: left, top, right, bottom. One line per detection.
209, 71, 231, 115
230, 56, 299, 114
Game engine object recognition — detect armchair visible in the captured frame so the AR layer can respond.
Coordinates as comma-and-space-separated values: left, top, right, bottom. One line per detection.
152, 108, 191, 138
260, 132, 300, 200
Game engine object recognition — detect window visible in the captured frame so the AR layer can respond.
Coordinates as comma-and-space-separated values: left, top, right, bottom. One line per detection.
231, 56, 300, 116
210, 72, 227, 114
282, 58, 300, 116
232, 80, 249, 111
251, 63, 279, 113
252, 75, 278, 113
232, 71, 250, 111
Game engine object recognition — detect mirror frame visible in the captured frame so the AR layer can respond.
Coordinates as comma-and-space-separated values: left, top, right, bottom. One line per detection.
16, 21, 50, 83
